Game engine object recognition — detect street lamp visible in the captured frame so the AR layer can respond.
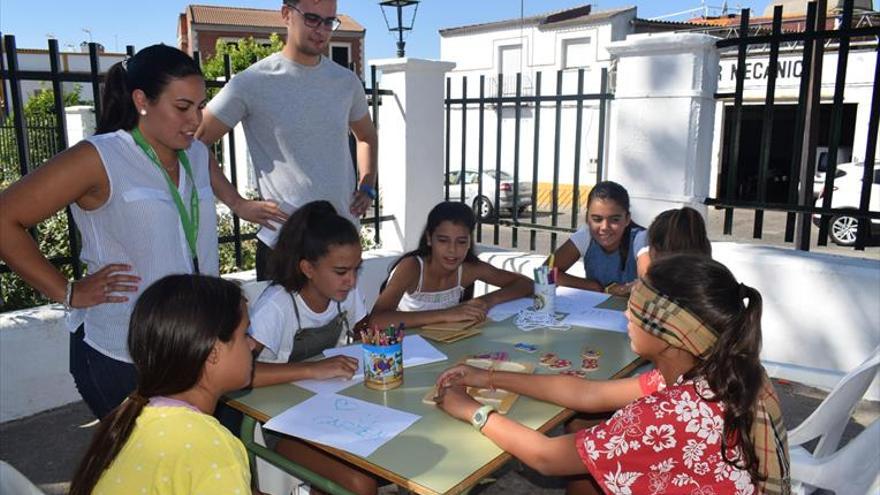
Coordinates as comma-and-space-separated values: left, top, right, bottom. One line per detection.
379, 0, 419, 58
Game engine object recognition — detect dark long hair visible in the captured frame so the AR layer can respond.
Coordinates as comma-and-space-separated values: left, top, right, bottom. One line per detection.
69, 274, 244, 495
381, 201, 480, 298
647, 254, 766, 483
97, 44, 202, 134
586, 181, 642, 270
647, 207, 712, 259
269, 201, 361, 292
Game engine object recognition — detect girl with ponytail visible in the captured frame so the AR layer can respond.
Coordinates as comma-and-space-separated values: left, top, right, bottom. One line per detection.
547, 181, 646, 297
636, 206, 713, 277
248, 200, 381, 495
69, 274, 253, 495
433, 254, 790, 495
0, 44, 283, 420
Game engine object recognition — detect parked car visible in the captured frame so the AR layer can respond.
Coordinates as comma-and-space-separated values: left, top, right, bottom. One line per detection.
446, 169, 533, 219
812, 161, 880, 246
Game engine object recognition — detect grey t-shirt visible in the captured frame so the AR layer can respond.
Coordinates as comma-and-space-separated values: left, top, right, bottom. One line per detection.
207, 53, 369, 246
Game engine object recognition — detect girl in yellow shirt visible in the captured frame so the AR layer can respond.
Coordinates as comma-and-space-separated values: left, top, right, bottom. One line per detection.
69, 274, 255, 495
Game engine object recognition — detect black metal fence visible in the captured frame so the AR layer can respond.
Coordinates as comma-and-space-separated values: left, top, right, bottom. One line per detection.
443, 67, 613, 253
0, 34, 390, 288
707, 0, 880, 251
0, 115, 61, 182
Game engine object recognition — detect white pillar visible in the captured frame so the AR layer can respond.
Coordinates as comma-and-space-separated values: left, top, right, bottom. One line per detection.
64, 105, 96, 143
605, 33, 719, 226
370, 58, 456, 252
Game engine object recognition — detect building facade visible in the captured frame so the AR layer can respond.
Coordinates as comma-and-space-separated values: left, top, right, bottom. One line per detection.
177, 4, 366, 78
439, 4, 683, 210
439, 2, 879, 210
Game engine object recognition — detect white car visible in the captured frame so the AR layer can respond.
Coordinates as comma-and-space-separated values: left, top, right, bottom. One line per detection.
446, 169, 533, 219
813, 161, 880, 246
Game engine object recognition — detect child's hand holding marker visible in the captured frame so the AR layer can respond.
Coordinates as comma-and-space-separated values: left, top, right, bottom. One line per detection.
307, 355, 359, 380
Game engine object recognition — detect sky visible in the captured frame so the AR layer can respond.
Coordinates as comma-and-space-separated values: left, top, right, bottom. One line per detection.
0, 0, 806, 62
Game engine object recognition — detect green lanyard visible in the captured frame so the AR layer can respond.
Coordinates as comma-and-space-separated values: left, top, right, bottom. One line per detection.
130, 127, 200, 274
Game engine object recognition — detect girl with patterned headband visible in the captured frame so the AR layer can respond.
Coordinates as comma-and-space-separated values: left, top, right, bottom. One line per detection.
434, 254, 790, 494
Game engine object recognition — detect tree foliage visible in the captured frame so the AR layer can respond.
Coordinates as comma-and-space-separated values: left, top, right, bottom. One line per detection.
201, 34, 285, 82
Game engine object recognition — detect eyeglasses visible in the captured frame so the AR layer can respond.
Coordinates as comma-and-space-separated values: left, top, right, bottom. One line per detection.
286, 3, 342, 31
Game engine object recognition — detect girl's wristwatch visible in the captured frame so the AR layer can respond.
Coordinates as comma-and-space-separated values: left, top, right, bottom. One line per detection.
470, 404, 496, 431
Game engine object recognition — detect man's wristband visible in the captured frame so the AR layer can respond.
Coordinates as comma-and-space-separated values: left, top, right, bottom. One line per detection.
359, 183, 377, 200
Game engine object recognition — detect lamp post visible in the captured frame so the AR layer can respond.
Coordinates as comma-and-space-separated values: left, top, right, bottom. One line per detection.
379, 0, 420, 58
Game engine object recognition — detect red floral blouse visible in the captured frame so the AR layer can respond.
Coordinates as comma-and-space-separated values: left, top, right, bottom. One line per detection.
575, 369, 758, 495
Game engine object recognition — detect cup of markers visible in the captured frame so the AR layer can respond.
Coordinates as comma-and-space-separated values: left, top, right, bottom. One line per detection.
533, 262, 558, 316
361, 324, 405, 391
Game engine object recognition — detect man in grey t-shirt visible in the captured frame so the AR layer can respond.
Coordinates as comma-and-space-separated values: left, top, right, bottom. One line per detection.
198, 0, 377, 280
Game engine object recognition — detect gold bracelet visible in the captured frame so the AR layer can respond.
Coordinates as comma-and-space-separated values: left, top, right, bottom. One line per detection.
488, 366, 496, 391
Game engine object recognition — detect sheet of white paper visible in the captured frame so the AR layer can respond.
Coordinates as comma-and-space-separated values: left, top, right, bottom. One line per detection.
554, 287, 611, 312
295, 374, 364, 395
561, 307, 628, 333
488, 287, 611, 322
264, 393, 421, 458
255, 201, 297, 246
487, 297, 533, 321
322, 335, 447, 370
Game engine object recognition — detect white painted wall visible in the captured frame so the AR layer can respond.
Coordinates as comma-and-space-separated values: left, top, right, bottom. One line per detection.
439, 9, 636, 204
605, 32, 720, 226
371, 58, 454, 252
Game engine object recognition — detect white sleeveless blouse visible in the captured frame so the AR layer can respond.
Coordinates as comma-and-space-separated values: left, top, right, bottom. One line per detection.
396, 256, 464, 312
67, 130, 219, 362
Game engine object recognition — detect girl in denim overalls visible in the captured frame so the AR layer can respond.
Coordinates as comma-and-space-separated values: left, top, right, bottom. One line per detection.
249, 201, 367, 384
248, 201, 380, 494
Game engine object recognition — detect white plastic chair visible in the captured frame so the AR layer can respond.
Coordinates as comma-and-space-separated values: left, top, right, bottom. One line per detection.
788, 346, 880, 495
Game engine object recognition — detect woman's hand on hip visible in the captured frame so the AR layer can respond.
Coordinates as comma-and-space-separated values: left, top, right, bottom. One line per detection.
71, 264, 140, 308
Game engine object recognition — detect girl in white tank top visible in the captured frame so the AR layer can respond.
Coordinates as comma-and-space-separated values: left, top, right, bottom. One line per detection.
370, 202, 533, 329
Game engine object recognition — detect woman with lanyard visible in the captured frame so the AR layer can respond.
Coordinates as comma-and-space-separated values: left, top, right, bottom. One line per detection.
0, 45, 285, 419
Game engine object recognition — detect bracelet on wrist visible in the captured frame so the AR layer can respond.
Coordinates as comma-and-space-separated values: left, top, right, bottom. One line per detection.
63, 280, 75, 311
488, 366, 497, 391
358, 183, 377, 200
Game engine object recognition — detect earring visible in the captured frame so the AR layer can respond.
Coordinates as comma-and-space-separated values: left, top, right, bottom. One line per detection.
139, 109, 147, 116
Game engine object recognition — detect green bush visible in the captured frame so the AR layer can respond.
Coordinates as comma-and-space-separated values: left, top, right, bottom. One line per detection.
0, 211, 76, 312
217, 208, 258, 274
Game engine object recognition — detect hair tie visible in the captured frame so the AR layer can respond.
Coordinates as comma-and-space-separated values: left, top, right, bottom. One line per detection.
128, 392, 148, 406
738, 282, 748, 300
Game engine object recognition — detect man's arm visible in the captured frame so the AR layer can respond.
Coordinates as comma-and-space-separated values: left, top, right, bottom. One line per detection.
196, 109, 233, 146
349, 114, 377, 217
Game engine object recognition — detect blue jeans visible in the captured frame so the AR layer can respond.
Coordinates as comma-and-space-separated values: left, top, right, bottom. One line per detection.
69, 325, 138, 419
